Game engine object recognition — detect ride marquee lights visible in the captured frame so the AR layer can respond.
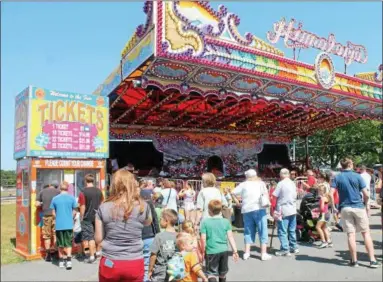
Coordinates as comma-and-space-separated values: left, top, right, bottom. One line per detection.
315, 53, 335, 90
267, 18, 368, 65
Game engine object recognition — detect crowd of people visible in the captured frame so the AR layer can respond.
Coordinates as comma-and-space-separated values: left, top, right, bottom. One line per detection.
36, 174, 104, 269
35, 158, 382, 281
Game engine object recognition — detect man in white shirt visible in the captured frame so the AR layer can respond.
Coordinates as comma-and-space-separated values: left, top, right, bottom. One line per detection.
273, 168, 299, 256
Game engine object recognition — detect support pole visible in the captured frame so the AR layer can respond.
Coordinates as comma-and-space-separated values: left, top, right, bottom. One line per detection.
305, 136, 310, 170
292, 139, 296, 162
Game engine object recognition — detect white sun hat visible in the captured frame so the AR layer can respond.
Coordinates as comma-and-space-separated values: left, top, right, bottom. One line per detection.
245, 169, 257, 178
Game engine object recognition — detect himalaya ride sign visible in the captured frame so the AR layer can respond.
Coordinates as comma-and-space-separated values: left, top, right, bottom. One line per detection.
267, 18, 368, 65
13, 86, 109, 160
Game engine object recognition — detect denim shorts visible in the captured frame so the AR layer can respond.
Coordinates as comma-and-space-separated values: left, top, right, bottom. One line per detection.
243, 209, 268, 245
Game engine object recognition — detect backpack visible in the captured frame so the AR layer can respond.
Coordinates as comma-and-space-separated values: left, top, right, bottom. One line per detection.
166, 252, 186, 281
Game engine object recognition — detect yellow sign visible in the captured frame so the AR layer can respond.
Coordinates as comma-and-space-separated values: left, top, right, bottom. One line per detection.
219, 182, 236, 193
28, 87, 109, 158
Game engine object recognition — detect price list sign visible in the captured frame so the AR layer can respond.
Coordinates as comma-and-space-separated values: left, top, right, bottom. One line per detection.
15, 127, 28, 152
42, 121, 98, 152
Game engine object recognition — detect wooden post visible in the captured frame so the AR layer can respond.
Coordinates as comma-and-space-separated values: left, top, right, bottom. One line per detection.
305, 136, 310, 170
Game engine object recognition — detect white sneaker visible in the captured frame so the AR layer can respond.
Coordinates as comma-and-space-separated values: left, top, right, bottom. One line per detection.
291, 248, 300, 254
243, 252, 250, 260
59, 261, 65, 268
66, 261, 72, 270
261, 253, 272, 261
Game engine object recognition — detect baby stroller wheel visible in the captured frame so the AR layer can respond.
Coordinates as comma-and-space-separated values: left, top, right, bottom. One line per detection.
308, 237, 315, 244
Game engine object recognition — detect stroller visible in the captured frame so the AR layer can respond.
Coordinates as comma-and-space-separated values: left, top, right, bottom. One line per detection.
296, 193, 322, 243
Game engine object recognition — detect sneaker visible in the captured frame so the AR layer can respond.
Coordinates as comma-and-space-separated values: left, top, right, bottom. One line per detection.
243, 253, 250, 260
318, 242, 328, 249
275, 250, 291, 257
45, 253, 52, 262
336, 223, 343, 232
369, 261, 381, 268
59, 261, 65, 268
75, 253, 84, 260
66, 260, 72, 270
349, 260, 359, 268
261, 253, 272, 261
95, 251, 102, 258
86, 257, 96, 264
327, 241, 333, 248
290, 248, 300, 254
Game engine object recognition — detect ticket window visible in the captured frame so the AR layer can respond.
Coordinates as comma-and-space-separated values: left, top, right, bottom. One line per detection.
74, 170, 100, 198
35, 169, 100, 199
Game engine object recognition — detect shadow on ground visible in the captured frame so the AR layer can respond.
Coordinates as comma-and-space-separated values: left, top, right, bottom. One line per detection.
9, 238, 16, 248
296, 254, 347, 266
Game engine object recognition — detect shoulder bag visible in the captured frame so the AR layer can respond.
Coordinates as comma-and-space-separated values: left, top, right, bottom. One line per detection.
259, 182, 271, 208
162, 189, 172, 209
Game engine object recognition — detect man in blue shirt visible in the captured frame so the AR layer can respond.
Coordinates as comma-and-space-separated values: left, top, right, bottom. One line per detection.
50, 182, 78, 270
331, 158, 380, 268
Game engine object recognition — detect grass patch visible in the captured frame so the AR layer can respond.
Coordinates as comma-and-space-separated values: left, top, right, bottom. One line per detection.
1, 191, 16, 197
1, 203, 25, 265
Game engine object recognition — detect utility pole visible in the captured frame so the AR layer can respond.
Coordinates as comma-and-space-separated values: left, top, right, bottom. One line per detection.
305, 136, 310, 170
292, 139, 296, 162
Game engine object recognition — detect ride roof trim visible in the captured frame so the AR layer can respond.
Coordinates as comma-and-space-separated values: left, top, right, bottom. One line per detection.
95, 0, 382, 130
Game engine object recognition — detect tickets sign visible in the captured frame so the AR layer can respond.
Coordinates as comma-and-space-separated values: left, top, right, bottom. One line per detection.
13, 86, 109, 159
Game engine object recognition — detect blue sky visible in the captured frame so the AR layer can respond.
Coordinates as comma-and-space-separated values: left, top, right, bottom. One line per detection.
1, 1, 382, 170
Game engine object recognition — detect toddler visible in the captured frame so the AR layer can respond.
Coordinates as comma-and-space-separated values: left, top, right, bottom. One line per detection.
316, 184, 333, 249
73, 209, 83, 259
182, 220, 204, 263
176, 232, 208, 282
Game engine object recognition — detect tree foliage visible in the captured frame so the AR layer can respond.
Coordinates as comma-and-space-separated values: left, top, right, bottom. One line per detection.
295, 120, 383, 169
1, 170, 17, 186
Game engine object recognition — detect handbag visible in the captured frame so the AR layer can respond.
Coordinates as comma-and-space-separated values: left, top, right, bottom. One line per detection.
260, 182, 271, 208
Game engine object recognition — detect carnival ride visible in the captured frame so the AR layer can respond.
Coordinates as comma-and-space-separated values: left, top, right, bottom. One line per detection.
12, 0, 382, 259
94, 1, 381, 177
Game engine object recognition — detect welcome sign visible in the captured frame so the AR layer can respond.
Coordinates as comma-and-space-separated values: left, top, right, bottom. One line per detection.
13, 86, 109, 159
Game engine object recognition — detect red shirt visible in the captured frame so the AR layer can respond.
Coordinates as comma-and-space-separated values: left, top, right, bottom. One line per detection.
269, 187, 277, 214
307, 176, 316, 187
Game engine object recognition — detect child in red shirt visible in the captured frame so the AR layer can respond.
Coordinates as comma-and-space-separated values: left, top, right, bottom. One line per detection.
269, 181, 277, 216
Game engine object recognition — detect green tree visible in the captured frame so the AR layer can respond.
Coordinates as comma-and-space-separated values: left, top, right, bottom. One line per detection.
295, 120, 383, 169
1, 170, 17, 186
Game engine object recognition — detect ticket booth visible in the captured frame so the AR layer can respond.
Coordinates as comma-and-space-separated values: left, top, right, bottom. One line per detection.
13, 86, 109, 260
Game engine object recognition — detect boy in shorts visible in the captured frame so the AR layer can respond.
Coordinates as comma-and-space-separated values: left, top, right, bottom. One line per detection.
200, 200, 239, 282
50, 182, 78, 270
148, 209, 178, 282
